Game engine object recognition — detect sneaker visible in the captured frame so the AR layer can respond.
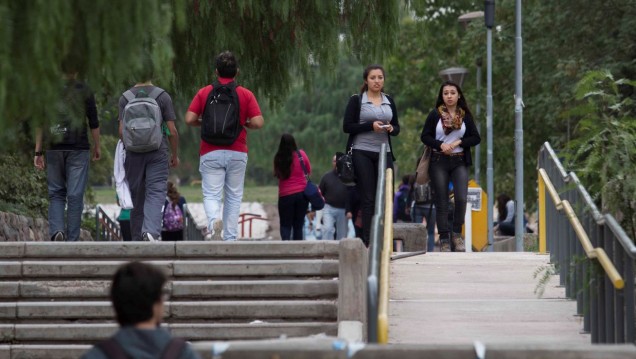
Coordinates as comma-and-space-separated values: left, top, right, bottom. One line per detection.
52, 231, 65, 242
210, 219, 223, 241
142, 232, 159, 242
440, 238, 451, 252
452, 233, 466, 252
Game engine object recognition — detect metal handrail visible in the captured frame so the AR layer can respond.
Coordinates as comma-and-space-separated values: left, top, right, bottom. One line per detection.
238, 212, 268, 238
184, 204, 204, 241
95, 205, 121, 241
538, 142, 635, 343
377, 168, 393, 344
538, 169, 623, 289
367, 143, 387, 343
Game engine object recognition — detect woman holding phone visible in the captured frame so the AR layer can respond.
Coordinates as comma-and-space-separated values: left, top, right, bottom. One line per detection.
343, 64, 400, 246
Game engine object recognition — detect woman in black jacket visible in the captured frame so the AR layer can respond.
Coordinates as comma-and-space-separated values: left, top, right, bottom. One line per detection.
420, 81, 480, 252
343, 64, 400, 246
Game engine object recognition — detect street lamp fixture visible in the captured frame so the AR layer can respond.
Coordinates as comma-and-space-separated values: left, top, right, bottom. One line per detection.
438, 67, 469, 87
458, 11, 485, 30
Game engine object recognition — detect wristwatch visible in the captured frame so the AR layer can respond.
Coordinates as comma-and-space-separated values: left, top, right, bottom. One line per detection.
35, 151, 43, 156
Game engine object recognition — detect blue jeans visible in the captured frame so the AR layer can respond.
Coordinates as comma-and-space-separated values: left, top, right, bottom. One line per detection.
46, 150, 90, 241
322, 204, 347, 240
200, 150, 248, 241
411, 203, 436, 251
278, 192, 308, 240
429, 153, 469, 239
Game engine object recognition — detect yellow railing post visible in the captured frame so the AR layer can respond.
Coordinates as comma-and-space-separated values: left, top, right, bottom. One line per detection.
538, 171, 547, 253
377, 168, 393, 344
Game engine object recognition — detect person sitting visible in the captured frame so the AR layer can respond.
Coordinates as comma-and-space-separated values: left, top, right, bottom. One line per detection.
81, 262, 200, 359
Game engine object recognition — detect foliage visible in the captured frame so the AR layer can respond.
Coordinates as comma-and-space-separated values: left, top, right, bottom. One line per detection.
0, 154, 48, 217
89, 134, 119, 186
532, 262, 556, 298
565, 71, 636, 238
1, 0, 402, 150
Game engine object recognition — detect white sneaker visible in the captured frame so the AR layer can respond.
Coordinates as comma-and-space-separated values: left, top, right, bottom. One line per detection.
142, 232, 159, 242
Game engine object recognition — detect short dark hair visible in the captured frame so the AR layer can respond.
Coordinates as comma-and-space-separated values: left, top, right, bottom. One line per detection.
110, 261, 167, 326
215, 51, 239, 78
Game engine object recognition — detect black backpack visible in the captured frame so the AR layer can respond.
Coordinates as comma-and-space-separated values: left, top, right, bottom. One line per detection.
201, 81, 241, 145
50, 81, 87, 145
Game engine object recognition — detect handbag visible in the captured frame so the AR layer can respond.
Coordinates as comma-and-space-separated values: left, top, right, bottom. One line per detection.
414, 146, 433, 204
296, 151, 325, 211
415, 146, 431, 185
335, 147, 355, 186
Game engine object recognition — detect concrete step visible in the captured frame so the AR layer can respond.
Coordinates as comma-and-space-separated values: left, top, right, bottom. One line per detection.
0, 300, 337, 321
0, 279, 338, 300
0, 259, 339, 279
0, 322, 338, 343
0, 241, 340, 260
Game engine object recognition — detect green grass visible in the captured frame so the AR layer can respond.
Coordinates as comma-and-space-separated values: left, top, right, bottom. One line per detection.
91, 185, 279, 205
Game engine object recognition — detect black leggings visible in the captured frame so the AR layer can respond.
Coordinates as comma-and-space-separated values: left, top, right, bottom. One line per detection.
429, 153, 468, 239
352, 149, 393, 246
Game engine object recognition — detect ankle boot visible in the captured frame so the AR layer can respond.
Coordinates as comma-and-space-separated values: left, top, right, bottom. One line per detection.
440, 236, 451, 252
452, 232, 466, 252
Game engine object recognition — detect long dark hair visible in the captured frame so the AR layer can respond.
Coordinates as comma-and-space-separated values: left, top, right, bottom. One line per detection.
360, 64, 385, 93
435, 81, 473, 119
273, 133, 298, 180
496, 193, 511, 221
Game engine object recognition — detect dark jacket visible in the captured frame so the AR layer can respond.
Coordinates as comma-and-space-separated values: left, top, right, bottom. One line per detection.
420, 109, 481, 166
343, 93, 400, 161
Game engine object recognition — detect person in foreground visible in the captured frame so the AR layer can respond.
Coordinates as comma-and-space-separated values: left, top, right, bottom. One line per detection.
420, 81, 481, 252
343, 64, 400, 246
81, 262, 200, 359
273, 133, 311, 240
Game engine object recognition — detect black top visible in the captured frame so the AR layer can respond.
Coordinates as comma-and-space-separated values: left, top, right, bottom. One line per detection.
319, 170, 351, 210
342, 94, 400, 161
420, 109, 481, 167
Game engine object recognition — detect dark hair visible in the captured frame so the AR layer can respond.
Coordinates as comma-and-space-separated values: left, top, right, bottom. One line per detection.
435, 81, 473, 119
360, 64, 385, 93
273, 133, 298, 180
215, 51, 239, 78
496, 193, 512, 222
402, 174, 412, 186
110, 261, 167, 326
167, 181, 180, 207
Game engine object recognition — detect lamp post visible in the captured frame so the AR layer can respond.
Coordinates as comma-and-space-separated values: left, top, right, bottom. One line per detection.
485, 0, 495, 252
458, 11, 485, 185
514, 0, 524, 251
438, 67, 469, 87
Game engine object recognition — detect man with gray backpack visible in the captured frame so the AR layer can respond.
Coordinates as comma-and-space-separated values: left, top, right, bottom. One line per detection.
119, 77, 179, 242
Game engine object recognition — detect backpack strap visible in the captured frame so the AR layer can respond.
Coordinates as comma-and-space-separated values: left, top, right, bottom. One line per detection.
95, 337, 130, 359
147, 87, 165, 100
123, 90, 135, 102
160, 337, 187, 359
295, 150, 310, 179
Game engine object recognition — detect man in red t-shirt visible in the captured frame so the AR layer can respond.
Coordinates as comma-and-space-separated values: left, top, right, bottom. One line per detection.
185, 51, 264, 241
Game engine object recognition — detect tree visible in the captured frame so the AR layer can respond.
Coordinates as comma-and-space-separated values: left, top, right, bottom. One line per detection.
1, 0, 402, 149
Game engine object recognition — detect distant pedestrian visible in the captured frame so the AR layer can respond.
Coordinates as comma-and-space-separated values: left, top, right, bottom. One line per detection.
81, 262, 200, 359
185, 51, 264, 241
343, 64, 400, 246
273, 133, 312, 240
118, 73, 179, 242
319, 155, 351, 240
161, 181, 187, 241
420, 81, 480, 252
34, 61, 101, 242
393, 174, 412, 223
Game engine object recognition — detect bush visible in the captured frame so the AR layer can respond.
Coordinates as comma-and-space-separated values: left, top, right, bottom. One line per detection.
0, 154, 48, 217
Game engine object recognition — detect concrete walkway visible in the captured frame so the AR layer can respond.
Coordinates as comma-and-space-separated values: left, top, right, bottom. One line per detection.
389, 252, 592, 346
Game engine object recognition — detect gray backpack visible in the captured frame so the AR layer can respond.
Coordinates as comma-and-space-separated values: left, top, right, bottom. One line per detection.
122, 87, 164, 153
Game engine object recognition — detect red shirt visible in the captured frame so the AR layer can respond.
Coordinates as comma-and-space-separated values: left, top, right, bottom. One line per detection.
278, 150, 311, 197
188, 77, 262, 155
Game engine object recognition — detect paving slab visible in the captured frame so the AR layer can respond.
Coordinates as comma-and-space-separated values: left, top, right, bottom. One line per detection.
0, 262, 21, 278
172, 279, 338, 298
0, 243, 24, 258
23, 242, 175, 258
173, 260, 339, 277
175, 241, 339, 258
170, 322, 337, 340
388, 252, 592, 346
170, 300, 337, 320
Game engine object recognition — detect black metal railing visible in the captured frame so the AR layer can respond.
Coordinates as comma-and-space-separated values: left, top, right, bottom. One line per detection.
95, 205, 121, 241
538, 142, 635, 344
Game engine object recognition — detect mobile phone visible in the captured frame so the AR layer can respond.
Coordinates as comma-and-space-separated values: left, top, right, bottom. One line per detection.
380, 124, 390, 128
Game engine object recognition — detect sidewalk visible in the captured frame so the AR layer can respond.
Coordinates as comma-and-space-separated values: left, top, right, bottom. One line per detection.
389, 252, 592, 346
